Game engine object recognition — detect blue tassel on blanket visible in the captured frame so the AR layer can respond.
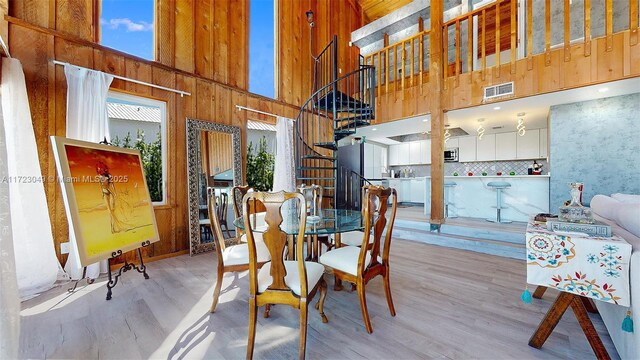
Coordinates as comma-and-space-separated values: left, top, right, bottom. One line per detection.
622, 311, 634, 333
521, 287, 533, 304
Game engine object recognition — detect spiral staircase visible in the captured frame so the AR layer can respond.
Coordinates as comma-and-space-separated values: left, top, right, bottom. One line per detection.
294, 36, 376, 207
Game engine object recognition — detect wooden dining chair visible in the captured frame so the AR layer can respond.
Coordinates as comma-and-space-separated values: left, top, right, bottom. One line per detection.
319, 185, 398, 334
335, 185, 375, 248
207, 188, 270, 313
244, 191, 328, 360
217, 191, 232, 238
297, 183, 325, 259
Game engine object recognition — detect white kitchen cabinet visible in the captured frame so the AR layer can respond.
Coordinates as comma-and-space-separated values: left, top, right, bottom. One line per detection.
476, 133, 496, 161
372, 144, 383, 178
388, 145, 400, 166
388, 179, 402, 202
445, 138, 459, 149
410, 179, 424, 203
539, 128, 548, 158
364, 143, 373, 166
495, 132, 516, 160
420, 140, 431, 164
400, 143, 411, 165
516, 129, 540, 159
402, 180, 411, 203
409, 141, 421, 164
458, 136, 477, 162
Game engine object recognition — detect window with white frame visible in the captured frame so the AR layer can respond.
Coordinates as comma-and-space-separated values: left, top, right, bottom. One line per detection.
107, 92, 167, 204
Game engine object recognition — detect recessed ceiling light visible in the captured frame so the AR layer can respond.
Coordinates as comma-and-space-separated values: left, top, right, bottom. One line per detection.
598, 87, 609, 93
422, 118, 429, 122
493, 106, 501, 110
517, 112, 526, 116
372, 128, 377, 131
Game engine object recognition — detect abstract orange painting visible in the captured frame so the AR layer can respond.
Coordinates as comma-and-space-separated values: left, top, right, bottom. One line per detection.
51, 137, 159, 266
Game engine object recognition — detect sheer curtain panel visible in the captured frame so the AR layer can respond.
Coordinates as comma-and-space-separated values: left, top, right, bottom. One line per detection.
273, 116, 296, 192
0, 59, 20, 360
63, 64, 114, 280
1, 58, 63, 299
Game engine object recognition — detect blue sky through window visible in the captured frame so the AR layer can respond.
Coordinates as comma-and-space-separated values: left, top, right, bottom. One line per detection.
100, 0, 154, 60
249, 0, 275, 98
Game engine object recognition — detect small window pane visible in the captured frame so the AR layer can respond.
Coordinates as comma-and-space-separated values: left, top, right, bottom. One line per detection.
100, 0, 154, 60
107, 93, 166, 203
249, 0, 275, 98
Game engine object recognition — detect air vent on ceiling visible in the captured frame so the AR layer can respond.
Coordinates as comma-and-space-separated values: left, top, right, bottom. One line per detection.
484, 82, 514, 101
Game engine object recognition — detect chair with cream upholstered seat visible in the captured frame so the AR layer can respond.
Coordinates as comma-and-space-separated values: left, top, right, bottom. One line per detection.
333, 185, 375, 248
319, 185, 398, 334
244, 191, 328, 360
207, 189, 270, 313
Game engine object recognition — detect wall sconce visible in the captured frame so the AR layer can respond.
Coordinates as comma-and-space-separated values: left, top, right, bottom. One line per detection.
306, 10, 315, 28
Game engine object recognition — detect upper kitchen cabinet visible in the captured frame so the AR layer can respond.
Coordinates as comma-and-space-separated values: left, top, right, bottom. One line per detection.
539, 128, 548, 158
516, 129, 540, 159
445, 138, 459, 149
389, 144, 400, 165
409, 141, 421, 164
458, 136, 477, 162
495, 132, 516, 160
420, 140, 431, 164
477, 134, 497, 161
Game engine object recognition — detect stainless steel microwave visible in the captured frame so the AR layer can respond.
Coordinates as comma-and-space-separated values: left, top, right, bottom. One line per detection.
444, 148, 459, 162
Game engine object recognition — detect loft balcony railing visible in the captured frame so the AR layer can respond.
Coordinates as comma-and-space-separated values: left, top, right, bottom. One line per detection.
362, 0, 638, 95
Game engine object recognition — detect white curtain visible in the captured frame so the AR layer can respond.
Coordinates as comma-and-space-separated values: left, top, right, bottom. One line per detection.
272, 116, 296, 192
63, 64, 113, 280
1, 58, 63, 299
0, 59, 21, 359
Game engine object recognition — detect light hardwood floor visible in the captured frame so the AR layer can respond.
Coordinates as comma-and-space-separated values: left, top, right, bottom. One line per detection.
19, 240, 618, 359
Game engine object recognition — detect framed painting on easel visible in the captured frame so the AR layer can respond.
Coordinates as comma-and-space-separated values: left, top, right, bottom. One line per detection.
51, 136, 160, 267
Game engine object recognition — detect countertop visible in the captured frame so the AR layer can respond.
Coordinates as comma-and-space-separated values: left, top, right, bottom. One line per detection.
382, 175, 550, 180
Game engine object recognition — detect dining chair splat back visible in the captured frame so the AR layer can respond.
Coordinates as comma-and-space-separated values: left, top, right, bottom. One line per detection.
216, 192, 232, 238
297, 184, 326, 259
232, 185, 253, 219
319, 185, 398, 334
207, 188, 270, 313
243, 191, 328, 360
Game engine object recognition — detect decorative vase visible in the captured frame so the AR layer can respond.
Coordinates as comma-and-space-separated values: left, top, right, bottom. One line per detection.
559, 182, 594, 224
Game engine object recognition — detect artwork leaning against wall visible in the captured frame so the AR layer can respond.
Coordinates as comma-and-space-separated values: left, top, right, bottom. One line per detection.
107, 92, 167, 204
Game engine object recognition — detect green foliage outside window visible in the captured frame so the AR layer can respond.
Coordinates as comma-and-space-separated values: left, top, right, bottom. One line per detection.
246, 136, 274, 192
112, 129, 163, 202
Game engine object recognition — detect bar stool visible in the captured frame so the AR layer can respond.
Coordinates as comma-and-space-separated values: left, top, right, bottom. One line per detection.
444, 181, 457, 218
487, 181, 511, 223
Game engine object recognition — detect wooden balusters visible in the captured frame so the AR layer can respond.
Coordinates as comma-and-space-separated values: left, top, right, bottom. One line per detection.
564, 0, 571, 61
455, 20, 461, 84
467, 15, 473, 79
545, 0, 551, 65
482, 9, 486, 80
527, 0, 533, 69
585, 0, 591, 56
510, 0, 517, 73
495, 0, 501, 77
631, 0, 639, 45
605, 0, 613, 51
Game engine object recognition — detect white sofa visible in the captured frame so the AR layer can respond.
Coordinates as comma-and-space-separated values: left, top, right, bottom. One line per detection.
591, 194, 640, 359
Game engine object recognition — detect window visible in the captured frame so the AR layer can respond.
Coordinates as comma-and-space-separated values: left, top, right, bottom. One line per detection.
107, 92, 167, 204
100, 0, 154, 60
249, 0, 275, 98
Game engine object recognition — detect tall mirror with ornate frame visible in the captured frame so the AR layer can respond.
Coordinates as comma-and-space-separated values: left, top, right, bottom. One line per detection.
187, 118, 242, 255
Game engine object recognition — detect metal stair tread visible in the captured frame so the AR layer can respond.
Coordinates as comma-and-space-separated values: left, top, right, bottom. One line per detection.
313, 142, 338, 150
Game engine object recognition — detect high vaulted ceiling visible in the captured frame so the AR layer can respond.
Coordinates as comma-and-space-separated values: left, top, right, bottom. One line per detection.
358, 0, 414, 24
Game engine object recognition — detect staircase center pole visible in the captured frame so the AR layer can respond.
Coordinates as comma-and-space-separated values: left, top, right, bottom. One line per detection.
429, 0, 445, 226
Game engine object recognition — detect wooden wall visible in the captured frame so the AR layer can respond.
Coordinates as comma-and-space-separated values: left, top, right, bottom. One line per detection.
201, 131, 234, 180
5, 0, 352, 264
277, 0, 362, 106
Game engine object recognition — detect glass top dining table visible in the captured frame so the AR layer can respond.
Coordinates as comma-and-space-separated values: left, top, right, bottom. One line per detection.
233, 208, 364, 236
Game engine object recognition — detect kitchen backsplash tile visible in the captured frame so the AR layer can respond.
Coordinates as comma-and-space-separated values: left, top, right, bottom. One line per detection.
390, 159, 548, 177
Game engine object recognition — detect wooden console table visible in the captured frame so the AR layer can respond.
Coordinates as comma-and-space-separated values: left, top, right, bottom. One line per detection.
525, 221, 632, 359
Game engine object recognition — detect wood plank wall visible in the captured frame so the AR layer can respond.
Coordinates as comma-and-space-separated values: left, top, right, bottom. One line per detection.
6, 0, 353, 264
277, 0, 362, 106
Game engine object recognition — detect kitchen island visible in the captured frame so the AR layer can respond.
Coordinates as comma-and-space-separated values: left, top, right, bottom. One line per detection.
378, 175, 549, 223
420, 175, 550, 222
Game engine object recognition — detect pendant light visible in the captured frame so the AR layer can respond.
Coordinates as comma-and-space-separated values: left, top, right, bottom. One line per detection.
516, 112, 526, 136
476, 118, 485, 140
